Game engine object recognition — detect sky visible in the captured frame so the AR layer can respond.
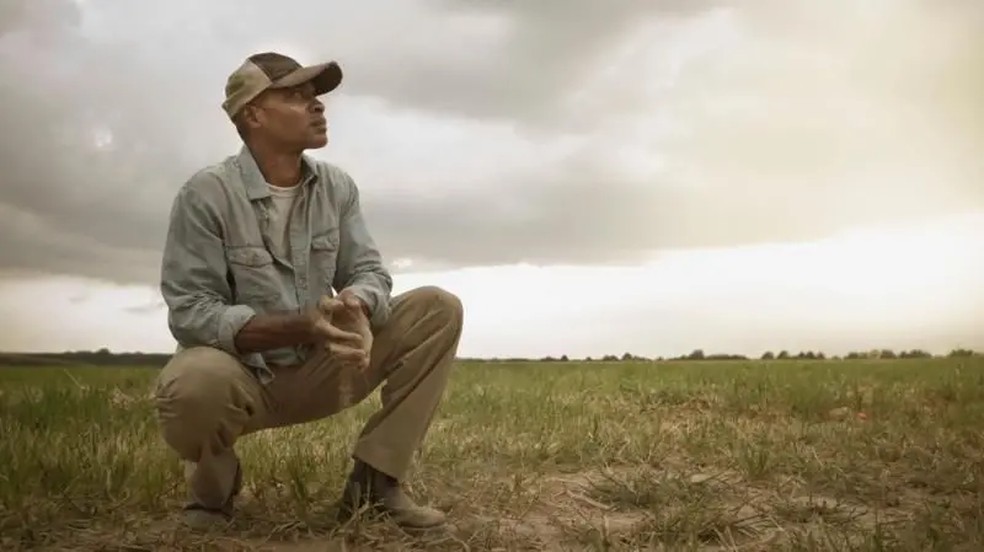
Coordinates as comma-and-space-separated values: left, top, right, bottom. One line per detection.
0, 0, 981, 359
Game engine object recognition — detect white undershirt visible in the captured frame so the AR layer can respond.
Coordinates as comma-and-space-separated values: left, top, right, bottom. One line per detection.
266, 183, 301, 261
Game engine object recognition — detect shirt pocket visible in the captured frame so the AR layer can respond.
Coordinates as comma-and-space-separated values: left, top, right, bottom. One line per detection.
225, 245, 280, 305
309, 228, 340, 293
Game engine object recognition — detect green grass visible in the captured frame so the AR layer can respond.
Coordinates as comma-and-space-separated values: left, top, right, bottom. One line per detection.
1, 358, 983, 550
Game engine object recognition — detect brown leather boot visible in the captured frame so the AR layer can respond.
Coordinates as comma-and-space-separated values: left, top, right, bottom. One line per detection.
337, 459, 446, 530
182, 459, 242, 530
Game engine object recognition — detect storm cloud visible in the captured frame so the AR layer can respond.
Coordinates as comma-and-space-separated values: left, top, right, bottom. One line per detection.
1, 0, 981, 286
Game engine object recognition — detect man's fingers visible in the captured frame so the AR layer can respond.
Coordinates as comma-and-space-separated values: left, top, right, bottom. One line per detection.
327, 341, 367, 362
336, 292, 364, 317
312, 293, 371, 369
312, 318, 363, 345
318, 297, 344, 316
319, 294, 363, 321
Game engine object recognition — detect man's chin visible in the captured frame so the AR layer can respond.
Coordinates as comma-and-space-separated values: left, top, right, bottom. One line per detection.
305, 135, 329, 149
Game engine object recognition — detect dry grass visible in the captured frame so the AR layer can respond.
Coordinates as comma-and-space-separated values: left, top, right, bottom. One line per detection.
1, 357, 983, 550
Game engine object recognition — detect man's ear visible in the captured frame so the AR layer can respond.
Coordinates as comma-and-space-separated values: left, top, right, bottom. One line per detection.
240, 104, 261, 131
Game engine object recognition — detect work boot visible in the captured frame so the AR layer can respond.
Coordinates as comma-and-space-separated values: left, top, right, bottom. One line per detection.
337, 459, 446, 530
182, 459, 242, 530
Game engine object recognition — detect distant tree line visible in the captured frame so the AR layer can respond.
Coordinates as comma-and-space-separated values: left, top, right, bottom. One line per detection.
460, 347, 980, 363
0, 346, 979, 368
0, 348, 172, 367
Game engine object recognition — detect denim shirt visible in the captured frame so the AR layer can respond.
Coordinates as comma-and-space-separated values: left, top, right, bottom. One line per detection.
160, 145, 393, 384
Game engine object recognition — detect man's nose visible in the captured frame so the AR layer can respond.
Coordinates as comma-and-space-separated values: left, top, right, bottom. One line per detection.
311, 99, 325, 113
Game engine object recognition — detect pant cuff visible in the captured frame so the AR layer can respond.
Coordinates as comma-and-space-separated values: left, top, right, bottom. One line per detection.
352, 441, 412, 481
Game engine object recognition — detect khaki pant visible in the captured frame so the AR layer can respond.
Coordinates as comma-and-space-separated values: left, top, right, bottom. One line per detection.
153, 286, 464, 509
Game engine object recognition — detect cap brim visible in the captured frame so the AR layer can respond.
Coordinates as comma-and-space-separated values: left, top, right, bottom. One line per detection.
271, 61, 342, 95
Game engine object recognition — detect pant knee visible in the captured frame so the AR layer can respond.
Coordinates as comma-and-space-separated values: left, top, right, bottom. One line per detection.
154, 347, 256, 459
410, 285, 464, 329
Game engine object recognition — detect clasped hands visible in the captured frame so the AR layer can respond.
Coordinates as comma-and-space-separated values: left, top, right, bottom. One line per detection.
306, 288, 373, 370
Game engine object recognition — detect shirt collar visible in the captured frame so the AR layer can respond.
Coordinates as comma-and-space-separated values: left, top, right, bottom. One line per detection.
237, 144, 318, 200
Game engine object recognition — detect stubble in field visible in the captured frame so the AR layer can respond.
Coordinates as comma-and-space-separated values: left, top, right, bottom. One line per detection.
1, 357, 982, 550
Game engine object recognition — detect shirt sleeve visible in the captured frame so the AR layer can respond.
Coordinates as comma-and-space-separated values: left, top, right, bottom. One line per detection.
331, 170, 394, 329
159, 176, 265, 370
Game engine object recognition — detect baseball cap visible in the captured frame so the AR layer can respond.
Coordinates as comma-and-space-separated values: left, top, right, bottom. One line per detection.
221, 52, 343, 119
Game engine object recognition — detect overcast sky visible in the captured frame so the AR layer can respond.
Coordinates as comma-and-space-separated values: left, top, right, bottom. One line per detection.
1, 0, 981, 358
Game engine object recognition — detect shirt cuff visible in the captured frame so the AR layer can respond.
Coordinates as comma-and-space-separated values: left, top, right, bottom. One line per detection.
217, 303, 257, 356
345, 285, 390, 329
216, 304, 275, 383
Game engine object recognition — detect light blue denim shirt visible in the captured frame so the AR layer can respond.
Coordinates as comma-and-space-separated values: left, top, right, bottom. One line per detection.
160, 145, 393, 384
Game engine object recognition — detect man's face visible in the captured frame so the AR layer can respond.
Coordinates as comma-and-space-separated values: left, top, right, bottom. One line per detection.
244, 81, 328, 150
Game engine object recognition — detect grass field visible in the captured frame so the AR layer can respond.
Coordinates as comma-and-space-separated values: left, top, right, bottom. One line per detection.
1, 357, 983, 551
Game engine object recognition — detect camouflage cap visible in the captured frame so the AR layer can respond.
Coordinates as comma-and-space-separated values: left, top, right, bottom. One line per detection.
221, 52, 343, 119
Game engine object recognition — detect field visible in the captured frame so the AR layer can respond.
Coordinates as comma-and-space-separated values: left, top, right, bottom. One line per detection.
1, 357, 983, 551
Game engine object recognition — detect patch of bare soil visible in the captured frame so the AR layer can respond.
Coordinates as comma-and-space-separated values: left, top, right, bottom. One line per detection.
22, 467, 936, 551
479, 465, 922, 551
451, 470, 651, 550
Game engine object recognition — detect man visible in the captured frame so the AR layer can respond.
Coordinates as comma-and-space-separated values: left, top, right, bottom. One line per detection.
154, 51, 464, 532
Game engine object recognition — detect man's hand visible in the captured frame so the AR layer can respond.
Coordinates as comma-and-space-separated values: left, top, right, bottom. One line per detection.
335, 288, 374, 369
337, 287, 372, 320
305, 298, 366, 368
312, 289, 373, 370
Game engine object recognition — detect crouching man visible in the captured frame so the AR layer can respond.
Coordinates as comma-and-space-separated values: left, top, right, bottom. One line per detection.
154, 51, 463, 531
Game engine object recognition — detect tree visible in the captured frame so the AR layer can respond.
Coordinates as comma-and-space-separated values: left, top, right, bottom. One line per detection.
761, 351, 775, 360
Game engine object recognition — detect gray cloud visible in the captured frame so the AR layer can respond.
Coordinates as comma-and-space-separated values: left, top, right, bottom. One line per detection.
0, 0, 251, 284
0, 202, 162, 284
363, 153, 680, 267
339, 0, 719, 128
0, 0, 981, 285
0, 0, 80, 35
